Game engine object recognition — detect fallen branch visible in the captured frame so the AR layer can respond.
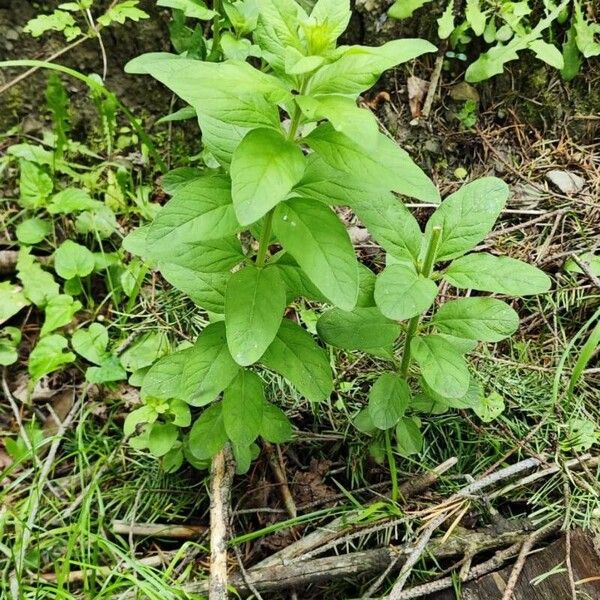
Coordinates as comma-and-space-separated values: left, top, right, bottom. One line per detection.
112, 520, 208, 540
263, 440, 297, 518
209, 445, 235, 600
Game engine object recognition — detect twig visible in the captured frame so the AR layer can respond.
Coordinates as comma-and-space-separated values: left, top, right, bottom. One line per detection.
112, 520, 208, 540
209, 445, 235, 600
501, 520, 559, 600
232, 545, 264, 600
570, 253, 600, 289
420, 42, 447, 119
263, 441, 297, 518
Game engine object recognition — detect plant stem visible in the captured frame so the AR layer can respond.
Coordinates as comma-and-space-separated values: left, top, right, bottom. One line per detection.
207, 0, 223, 62
256, 210, 274, 268
398, 225, 443, 378
385, 430, 399, 502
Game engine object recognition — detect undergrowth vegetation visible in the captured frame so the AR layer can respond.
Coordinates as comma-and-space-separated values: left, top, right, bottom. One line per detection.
0, 0, 599, 598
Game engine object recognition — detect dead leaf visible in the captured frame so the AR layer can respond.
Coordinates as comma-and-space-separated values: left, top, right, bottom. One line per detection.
407, 76, 429, 118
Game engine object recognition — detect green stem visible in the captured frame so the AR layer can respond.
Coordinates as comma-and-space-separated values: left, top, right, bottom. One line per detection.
385, 430, 399, 502
207, 0, 223, 62
256, 210, 274, 268
398, 226, 443, 378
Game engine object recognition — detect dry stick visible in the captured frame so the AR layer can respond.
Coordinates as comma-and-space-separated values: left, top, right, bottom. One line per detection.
209, 445, 235, 600
112, 520, 208, 540
570, 253, 600, 289
263, 441, 297, 518
501, 520, 560, 600
420, 41, 447, 120
255, 457, 458, 569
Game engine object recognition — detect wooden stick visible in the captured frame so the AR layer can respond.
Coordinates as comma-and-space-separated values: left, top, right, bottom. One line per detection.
112, 520, 207, 540
263, 441, 297, 518
209, 445, 235, 600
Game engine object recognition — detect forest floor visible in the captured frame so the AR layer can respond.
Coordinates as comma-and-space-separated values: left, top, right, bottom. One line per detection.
1, 3, 600, 599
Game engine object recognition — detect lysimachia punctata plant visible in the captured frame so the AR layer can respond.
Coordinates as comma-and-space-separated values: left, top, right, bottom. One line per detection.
121, 0, 550, 476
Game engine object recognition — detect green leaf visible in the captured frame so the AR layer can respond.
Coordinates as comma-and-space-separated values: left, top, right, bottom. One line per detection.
411, 334, 470, 399
141, 348, 194, 401
54, 240, 95, 279
170, 399, 191, 427
120, 332, 170, 372
473, 391, 505, 422
157, 0, 216, 19
389, 0, 434, 20
273, 198, 359, 310
529, 39, 563, 69
161, 167, 204, 195
465, 0, 486, 36
0, 282, 30, 325
29, 334, 76, 380
47, 188, 101, 214
223, 370, 265, 446
97, 1, 149, 26
310, 0, 351, 43
375, 263, 438, 321
148, 175, 240, 253
160, 237, 244, 274
304, 125, 440, 203
351, 192, 422, 261
368, 372, 411, 430
260, 319, 332, 402
395, 417, 423, 457
19, 160, 53, 208
317, 307, 401, 353
0, 327, 21, 366
295, 95, 379, 151
445, 253, 551, 296
433, 298, 519, 342
24, 9, 81, 40
71, 323, 109, 365
75, 205, 117, 239
16, 249, 60, 307
225, 266, 286, 366
231, 128, 305, 225
564, 252, 600, 277
260, 402, 293, 443
271, 254, 328, 303
561, 25, 583, 81
421, 376, 481, 409
181, 322, 241, 406
188, 403, 228, 460
353, 407, 377, 434
284, 47, 324, 75
573, 0, 600, 58
16, 218, 51, 245
437, 0, 455, 39
159, 264, 230, 313
40, 294, 82, 336
307, 39, 437, 97
86, 355, 127, 384
148, 422, 178, 457
423, 177, 509, 261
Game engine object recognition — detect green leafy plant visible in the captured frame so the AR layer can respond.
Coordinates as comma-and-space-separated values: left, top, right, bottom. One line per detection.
316, 176, 551, 497
389, 0, 599, 82
123, 0, 438, 472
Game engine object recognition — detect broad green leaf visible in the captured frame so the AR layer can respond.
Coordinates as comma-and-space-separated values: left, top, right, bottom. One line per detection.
47, 188, 101, 214
357, 264, 377, 308
124, 405, 157, 436
86, 355, 127, 384
421, 376, 481, 409
162, 167, 204, 195
351, 192, 422, 261
368, 372, 411, 430
445, 253, 551, 296
307, 39, 436, 97
353, 407, 376, 434
254, 0, 306, 72
473, 391, 505, 422
284, 47, 324, 75
433, 298, 519, 342
159, 263, 230, 313
423, 177, 509, 261
75, 205, 117, 239
396, 417, 423, 456
141, 348, 194, 400
0, 282, 30, 325
19, 160, 53, 208
170, 399, 191, 427
223, 370, 265, 446
16, 218, 51, 245
273, 198, 359, 310
437, 0, 455, 38
162, 447, 184, 473
375, 263, 438, 321
572, 0, 600, 58
148, 422, 179, 457
148, 175, 240, 253
317, 307, 401, 353
71, 323, 109, 365
260, 402, 293, 443
271, 253, 328, 303
181, 322, 241, 406
304, 125, 440, 203
309, 0, 351, 43
231, 128, 305, 225
411, 334, 470, 399
29, 334, 76, 380
438, 334, 478, 355
156, 0, 216, 19
465, 41, 521, 82
54, 240, 95, 279
465, 0, 486, 36
529, 39, 563, 69
260, 319, 333, 402
225, 266, 286, 366
40, 294, 82, 336
295, 95, 379, 150
0, 327, 21, 366
161, 237, 244, 273
389, 0, 434, 20
120, 332, 170, 372
188, 403, 228, 460
561, 25, 582, 81
16, 250, 60, 307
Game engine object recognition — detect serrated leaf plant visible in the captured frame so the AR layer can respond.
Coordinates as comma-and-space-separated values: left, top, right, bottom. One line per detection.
316, 176, 552, 498
123, 0, 439, 472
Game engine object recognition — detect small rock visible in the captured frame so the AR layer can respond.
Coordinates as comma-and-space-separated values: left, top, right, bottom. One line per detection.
546, 170, 585, 194
449, 82, 480, 103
